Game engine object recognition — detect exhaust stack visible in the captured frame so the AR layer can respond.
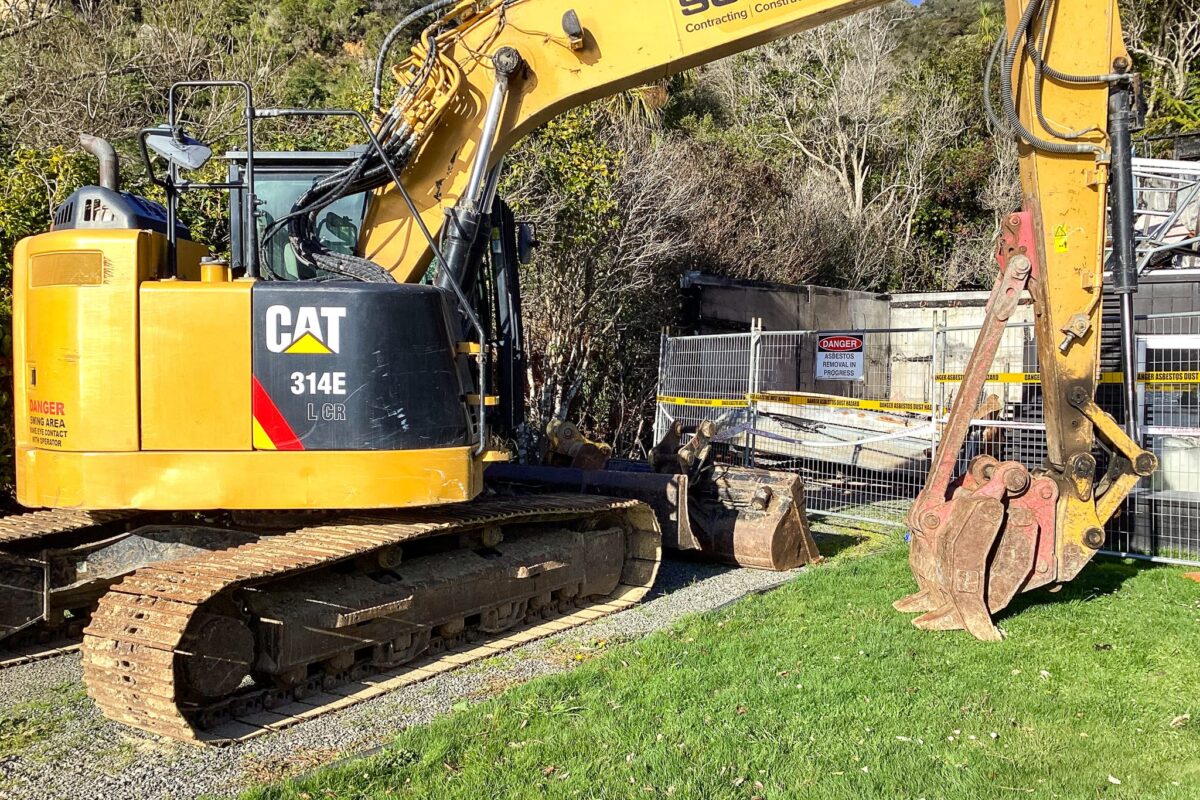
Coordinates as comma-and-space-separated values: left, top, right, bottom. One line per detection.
79, 134, 119, 191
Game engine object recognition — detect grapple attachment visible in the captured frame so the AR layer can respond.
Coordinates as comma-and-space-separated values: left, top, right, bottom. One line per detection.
897, 457, 1059, 640
895, 214, 1052, 640
895, 212, 1156, 640
486, 461, 817, 570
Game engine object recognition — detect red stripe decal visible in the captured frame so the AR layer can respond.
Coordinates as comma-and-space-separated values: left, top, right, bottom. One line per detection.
252, 376, 305, 451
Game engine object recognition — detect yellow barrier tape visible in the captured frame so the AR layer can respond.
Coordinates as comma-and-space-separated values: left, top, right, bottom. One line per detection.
935, 371, 1200, 385
934, 372, 1040, 384
657, 393, 934, 413
749, 392, 933, 414
654, 395, 749, 408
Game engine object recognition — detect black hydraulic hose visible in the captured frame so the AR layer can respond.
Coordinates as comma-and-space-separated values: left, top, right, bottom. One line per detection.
1025, 0, 1127, 85
1025, 0, 1096, 140
983, 32, 1010, 135
372, 0, 458, 117
1018, 0, 1121, 142
260, 120, 409, 275
999, 0, 1103, 156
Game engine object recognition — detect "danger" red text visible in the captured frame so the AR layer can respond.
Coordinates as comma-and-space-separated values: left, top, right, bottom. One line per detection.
29, 399, 65, 415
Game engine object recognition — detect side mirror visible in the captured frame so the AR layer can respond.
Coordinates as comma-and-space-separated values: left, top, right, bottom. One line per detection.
142, 124, 213, 172
516, 221, 539, 265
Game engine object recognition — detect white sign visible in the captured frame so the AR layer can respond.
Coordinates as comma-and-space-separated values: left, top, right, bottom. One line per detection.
815, 334, 864, 381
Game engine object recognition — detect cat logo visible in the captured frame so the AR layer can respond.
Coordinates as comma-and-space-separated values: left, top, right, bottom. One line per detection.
265, 305, 347, 355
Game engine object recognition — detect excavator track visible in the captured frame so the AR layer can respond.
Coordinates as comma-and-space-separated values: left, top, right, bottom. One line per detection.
0, 508, 138, 547
0, 641, 82, 669
82, 494, 660, 744
0, 508, 145, 660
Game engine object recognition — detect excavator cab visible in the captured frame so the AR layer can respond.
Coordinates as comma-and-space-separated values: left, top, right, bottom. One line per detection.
227, 149, 370, 281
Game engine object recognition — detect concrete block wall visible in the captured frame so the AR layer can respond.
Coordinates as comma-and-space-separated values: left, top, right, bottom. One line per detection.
1133, 278, 1200, 316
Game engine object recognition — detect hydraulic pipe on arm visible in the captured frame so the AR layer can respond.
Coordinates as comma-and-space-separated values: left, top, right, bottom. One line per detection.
1107, 73, 1141, 440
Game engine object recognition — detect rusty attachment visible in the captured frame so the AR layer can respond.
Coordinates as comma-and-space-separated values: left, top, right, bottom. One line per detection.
486, 461, 818, 571
898, 211, 1076, 641
489, 416, 819, 571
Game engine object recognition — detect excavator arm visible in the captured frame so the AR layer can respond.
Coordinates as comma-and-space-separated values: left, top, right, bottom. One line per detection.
896, 0, 1156, 638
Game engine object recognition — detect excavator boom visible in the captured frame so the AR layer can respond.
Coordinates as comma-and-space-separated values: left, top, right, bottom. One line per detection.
356, 0, 888, 282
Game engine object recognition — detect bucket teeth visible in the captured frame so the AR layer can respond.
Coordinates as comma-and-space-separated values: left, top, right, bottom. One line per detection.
911, 603, 1002, 641
892, 588, 937, 614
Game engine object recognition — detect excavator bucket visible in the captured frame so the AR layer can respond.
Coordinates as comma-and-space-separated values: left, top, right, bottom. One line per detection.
673, 462, 820, 570
488, 419, 819, 571
487, 461, 818, 570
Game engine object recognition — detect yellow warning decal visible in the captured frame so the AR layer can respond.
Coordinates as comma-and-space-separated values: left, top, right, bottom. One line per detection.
252, 418, 277, 450
750, 392, 932, 414
656, 395, 748, 408
1053, 224, 1070, 253
284, 331, 333, 354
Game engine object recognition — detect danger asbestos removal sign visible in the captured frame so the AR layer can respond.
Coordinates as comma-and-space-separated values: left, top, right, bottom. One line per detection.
815, 334, 864, 381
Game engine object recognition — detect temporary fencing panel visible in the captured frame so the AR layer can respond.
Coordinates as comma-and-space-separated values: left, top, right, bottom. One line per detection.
1116, 312, 1200, 562
655, 311, 1200, 564
749, 327, 937, 527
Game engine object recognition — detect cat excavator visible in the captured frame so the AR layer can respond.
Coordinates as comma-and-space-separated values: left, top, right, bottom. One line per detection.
3, 0, 1151, 741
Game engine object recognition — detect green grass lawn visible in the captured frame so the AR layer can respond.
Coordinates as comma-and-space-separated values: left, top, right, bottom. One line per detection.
243, 540, 1200, 800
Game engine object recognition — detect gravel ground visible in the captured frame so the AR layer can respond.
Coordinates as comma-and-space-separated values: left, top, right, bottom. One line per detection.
0, 555, 812, 800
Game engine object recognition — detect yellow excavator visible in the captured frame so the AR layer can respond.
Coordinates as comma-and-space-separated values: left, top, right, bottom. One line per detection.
3, 0, 1152, 741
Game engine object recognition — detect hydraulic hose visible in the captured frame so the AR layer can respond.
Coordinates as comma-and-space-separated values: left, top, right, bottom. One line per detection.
372, 0, 458, 117
998, 0, 1104, 156
1026, 3, 1097, 140
983, 32, 1010, 135
1025, 0, 1127, 85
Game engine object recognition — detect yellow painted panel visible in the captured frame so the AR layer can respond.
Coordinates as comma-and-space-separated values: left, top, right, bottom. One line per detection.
13, 229, 160, 453
16, 446, 484, 510
174, 239, 209, 281
140, 280, 253, 451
